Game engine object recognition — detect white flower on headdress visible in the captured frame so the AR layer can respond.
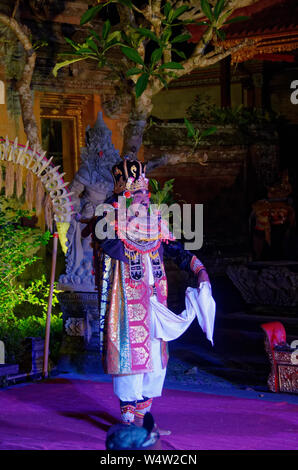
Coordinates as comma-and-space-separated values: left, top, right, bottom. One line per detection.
126, 177, 135, 189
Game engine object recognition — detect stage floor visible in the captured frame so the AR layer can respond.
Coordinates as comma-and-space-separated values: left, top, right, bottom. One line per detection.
0, 377, 297, 450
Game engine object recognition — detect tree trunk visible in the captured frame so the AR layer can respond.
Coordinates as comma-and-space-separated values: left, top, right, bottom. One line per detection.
121, 89, 170, 171
0, 13, 41, 152
16, 49, 42, 152
121, 89, 153, 160
121, 115, 148, 160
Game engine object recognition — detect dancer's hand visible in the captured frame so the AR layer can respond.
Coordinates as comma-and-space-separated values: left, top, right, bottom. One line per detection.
197, 268, 210, 286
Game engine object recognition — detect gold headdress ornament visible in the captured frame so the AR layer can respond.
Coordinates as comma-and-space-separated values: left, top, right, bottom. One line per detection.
112, 158, 148, 194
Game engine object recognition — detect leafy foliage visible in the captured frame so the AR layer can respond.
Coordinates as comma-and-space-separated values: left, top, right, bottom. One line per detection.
198, 0, 249, 41
53, 0, 250, 98
0, 197, 50, 316
0, 197, 63, 365
0, 310, 63, 365
184, 118, 217, 150
186, 94, 284, 127
149, 178, 184, 236
149, 178, 176, 208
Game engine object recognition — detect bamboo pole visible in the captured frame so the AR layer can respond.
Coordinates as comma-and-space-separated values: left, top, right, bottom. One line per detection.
43, 230, 59, 378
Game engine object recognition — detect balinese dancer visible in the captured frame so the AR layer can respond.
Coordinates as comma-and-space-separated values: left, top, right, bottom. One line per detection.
93, 159, 215, 428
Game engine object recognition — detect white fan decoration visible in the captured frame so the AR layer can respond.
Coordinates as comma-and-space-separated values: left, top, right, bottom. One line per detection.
0, 136, 74, 226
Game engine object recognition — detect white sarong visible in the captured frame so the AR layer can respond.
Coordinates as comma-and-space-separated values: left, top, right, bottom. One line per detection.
150, 282, 216, 345
113, 258, 216, 401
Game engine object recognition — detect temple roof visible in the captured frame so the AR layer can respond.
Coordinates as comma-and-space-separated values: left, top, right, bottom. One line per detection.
188, 0, 298, 63
226, 0, 298, 38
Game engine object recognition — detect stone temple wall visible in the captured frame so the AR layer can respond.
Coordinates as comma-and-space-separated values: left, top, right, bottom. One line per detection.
144, 123, 280, 256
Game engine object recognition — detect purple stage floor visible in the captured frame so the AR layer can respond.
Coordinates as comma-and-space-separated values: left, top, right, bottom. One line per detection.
0, 377, 297, 450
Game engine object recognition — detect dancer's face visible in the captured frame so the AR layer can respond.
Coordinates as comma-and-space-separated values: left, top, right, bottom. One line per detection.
132, 190, 150, 210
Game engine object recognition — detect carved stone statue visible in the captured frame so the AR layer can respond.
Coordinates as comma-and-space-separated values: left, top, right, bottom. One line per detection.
249, 171, 296, 261
57, 112, 169, 372
227, 171, 298, 308
58, 112, 121, 292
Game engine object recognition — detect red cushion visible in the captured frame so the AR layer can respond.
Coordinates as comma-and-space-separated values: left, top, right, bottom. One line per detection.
261, 321, 286, 348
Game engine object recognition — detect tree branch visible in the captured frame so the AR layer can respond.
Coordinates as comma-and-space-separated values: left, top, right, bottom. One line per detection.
12, 0, 20, 19
149, 36, 254, 98
198, 38, 254, 66
0, 14, 34, 55
225, 0, 263, 10
178, 0, 262, 21
151, 0, 162, 36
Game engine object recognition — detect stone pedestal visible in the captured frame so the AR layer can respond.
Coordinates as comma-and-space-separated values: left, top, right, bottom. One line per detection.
57, 291, 103, 373
19, 337, 45, 374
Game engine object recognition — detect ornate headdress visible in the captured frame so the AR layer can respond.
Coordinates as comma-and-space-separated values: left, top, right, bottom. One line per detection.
111, 158, 174, 269
112, 159, 149, 194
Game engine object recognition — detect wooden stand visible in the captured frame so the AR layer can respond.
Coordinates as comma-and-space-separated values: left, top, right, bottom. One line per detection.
43, 231, 59, 378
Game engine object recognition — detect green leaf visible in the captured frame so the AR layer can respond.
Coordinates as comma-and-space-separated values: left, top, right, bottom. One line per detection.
88, 29, 101, 42
104, 41, 123, 53
159, 61, 184, 70
52, 57, 88, 77
169, 5, 189, 22
137, 28, 159, 43
86, 37, 99, 52
184, 118, 195, 137
135, 72, 149, 98
126, 67, 141, 76
64, 37, 80, 50
156, 74, 168, 88
150, 179, 160, 192
121, 46, 144, 65
215, 29, 226, 40
150, 47, 163, 65
102, 20, 111, 40
80, 4, 104, 26
171, 33, 191, 44
172, 48, 186, 60
218, 8, 233, 25
224, 15, 250, 24
75, 47, 94, 54
161, 28, 172, 43
200, 0, 213, 22
164, 178, 175, 188
107, 30, 122, 43
214, 0, 226, 20
201, 126, 217, 138
164, 2, 172, 19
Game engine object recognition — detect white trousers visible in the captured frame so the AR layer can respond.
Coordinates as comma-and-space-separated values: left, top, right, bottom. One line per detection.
113, 254, 216, 403
113, 283, 216, 402
113, 336, 167, 402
